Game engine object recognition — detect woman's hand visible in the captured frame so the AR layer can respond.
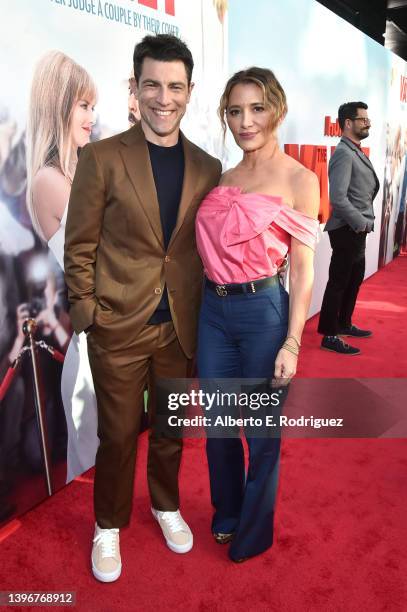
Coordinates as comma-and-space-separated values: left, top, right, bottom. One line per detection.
273, 344, 298, 386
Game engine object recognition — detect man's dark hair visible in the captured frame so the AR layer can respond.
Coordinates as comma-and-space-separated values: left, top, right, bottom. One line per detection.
133, 34, 194, 84
338, 101, 368, 130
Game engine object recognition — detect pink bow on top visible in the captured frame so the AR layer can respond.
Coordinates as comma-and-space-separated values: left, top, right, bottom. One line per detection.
196, 186, 319, 285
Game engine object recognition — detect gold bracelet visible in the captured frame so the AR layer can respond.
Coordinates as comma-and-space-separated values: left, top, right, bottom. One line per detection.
285, 335, 301, 348
282, 343, 299, 357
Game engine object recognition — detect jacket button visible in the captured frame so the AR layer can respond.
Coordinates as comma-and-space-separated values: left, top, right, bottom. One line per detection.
154, 287, 162, 295
164, 256, 171, 262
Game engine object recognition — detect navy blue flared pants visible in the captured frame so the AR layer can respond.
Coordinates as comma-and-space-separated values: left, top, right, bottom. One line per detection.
197, 281, 288, 561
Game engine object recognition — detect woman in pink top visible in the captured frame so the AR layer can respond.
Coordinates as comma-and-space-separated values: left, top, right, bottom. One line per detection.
196, 67, 320, 562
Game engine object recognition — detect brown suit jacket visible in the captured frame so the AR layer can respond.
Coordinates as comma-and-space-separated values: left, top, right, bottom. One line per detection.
64, 122, 222, 357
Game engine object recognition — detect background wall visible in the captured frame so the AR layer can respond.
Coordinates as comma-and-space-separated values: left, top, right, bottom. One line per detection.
0, 0, 227, 524
0, 0, 406, 525
227, 0, 407, 316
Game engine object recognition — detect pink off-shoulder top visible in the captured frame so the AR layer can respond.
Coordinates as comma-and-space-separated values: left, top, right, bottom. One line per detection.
196, 186, 319, 285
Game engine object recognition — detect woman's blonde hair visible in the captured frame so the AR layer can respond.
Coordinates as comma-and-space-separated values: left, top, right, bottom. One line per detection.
26, 50, 97, 239
219, 66, 287, 136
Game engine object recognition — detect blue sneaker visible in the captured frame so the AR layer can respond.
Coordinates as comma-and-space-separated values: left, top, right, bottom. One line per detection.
338, 325, 372, 338
321, 336, 360, 355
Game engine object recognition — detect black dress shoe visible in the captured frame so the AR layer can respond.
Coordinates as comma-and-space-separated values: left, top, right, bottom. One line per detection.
213, 532, 234, 544
338, 325, 372, 338
321, 336, 360, 355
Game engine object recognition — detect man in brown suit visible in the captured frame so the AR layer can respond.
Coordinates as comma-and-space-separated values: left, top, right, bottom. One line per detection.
64, 34, 221, 582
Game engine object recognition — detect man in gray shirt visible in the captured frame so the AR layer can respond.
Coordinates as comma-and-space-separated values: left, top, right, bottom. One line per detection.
318, 101, 379, 355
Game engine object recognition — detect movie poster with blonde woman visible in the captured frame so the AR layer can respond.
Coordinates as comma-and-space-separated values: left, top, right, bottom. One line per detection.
0, 0, 227, 526
378, 56, 407, 267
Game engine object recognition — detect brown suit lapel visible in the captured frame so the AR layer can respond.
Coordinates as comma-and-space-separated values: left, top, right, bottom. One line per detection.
119, 124, 202, 251
168, 132, 201, 249
119, 123, 164, 248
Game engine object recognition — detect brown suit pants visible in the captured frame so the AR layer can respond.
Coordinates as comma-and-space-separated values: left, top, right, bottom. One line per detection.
87, 321, 189, 529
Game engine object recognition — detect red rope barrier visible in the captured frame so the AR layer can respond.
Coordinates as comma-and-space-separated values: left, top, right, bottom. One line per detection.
35, 340, 65, 364
0, 337, 65, 403
51, 349, 65, 364
0, 366, 18, 402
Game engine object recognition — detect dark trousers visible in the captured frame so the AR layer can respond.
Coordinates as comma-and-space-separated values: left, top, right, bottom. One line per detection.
318, 226, 367, 336
197, 282, 288, 561
87, 321, 189, 529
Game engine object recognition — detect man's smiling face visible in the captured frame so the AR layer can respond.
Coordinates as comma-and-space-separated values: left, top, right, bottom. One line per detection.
135, 57, 193, 146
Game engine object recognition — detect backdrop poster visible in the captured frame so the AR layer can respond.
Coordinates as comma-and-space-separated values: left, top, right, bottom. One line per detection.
0, 0, 227, 524
1, 0, 406, 529
378, 55, 407, 267
227, 0, 405, 316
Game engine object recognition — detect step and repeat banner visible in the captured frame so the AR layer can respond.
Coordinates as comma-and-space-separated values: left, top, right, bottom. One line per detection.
0, 0, 227, 524
0, 0, 406, 525
227, 0, 407, 316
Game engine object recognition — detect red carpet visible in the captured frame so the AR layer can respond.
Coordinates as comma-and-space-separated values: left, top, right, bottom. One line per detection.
1, 256, 406, 611
298, 253, 407, 378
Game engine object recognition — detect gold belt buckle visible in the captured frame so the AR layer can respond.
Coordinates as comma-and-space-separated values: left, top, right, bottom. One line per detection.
215, 285, 227, 297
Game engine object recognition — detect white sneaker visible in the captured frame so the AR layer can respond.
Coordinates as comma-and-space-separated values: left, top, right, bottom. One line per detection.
91, 524, 122, 582
151, 508, 193, 554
